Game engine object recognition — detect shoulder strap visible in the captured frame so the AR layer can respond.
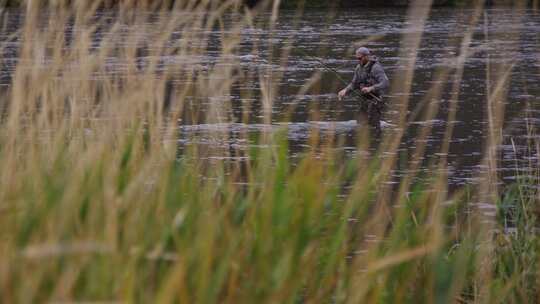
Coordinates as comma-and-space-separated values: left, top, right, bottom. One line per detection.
366, 61, 376, 74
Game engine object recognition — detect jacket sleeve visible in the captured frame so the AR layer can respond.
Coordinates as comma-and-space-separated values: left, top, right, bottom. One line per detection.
371, 64, 389, 93
344, 65, 359, 94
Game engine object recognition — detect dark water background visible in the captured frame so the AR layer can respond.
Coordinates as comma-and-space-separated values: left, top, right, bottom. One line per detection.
1, 7, 539, 189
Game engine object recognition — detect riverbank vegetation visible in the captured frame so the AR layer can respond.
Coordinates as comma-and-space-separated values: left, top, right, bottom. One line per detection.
0, 0, 538, 302
1, 0, 536, 9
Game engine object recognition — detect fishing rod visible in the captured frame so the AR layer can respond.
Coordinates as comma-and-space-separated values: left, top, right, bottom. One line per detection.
295, 48, 382, 103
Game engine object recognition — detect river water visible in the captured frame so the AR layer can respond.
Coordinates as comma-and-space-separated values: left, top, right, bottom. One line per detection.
1, 7, 539, 189
179, 7, 540, 189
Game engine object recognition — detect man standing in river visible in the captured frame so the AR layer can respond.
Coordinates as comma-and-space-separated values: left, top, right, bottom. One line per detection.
338, 47, 389, 134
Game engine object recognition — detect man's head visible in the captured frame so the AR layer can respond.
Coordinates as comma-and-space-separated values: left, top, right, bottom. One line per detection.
355, 47, 370, 65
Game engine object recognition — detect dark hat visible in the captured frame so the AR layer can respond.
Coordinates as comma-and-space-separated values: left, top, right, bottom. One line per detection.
355, 47, 370, 57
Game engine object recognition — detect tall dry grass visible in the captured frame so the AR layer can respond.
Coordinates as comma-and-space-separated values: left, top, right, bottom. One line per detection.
0, 0, 538, 303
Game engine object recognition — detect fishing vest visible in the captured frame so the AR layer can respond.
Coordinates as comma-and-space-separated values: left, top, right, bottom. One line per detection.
358, 60, 377, 88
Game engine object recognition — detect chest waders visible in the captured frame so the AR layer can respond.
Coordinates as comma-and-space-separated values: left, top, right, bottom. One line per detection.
357, 61, 384, 134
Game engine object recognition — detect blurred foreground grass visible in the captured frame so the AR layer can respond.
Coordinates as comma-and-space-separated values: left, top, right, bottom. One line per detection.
0, 0, 539, 303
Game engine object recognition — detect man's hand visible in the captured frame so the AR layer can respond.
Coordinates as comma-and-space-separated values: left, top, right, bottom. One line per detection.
338, 88, 347, 100
361, 86, 374, 94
